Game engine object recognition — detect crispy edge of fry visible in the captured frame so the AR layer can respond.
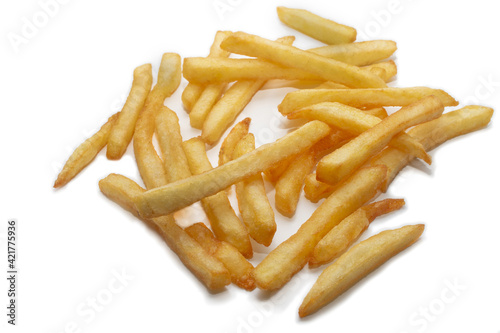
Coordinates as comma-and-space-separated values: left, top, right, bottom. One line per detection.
107, 63, 153, 160
277, 6, 356, 45
54, 112, 119, 188
252, 165, 387, 290
299, 224, 424, 317
98, 174, 231, 291
218, 118, 251, 166
185, 223, 256, 291
182, 137, 253, 258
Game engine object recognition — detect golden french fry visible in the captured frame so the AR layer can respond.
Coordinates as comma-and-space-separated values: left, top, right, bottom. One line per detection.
289, 102, 431, 164
277, 6, 356, 45
314, 81, 349, 89
185, 223, 255, 291
364, 107, 388, 119
304, 172, 336, 203
316, 96, 444, 185
363, 60, 397, 82
136, 120, 331, 218
189, 82, 227, 129
99, 174, 231, 291
54, 112, 118, 188
308, 40, 397, 66
218, 118, 251, 166
299, 224, 424, 317
252, 165, 387, 290
278, 87, 458, 115
220, 32, 386, 88
263, 156, 295, 183
309, 198, 405, 268
107, 64, 153, 160
182, 137, 253, 258
233, 134, 276, 246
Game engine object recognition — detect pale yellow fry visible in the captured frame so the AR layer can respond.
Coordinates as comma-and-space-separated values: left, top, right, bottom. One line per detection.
190, 82, 227, 129
107, 64, 153, 160
218, 118, 251, 166
289, 102, 431, 164
136, 120, 331, 218
98, 174, 231, 291
277, 6, 356, 45
308, 40, 397, 66
363, 60, 397, 82
155, 106, 191, 182
278, 87, 458, 115
309, 198, 405, 268
299, 224, 424, 317
182, 137, 253, 258
316, 96, 444, 185
252, 165, 387, 290
185, 223, 255, 291
54, 113, 118, 188
220, 32, 386, 88
233, 134, 276, 246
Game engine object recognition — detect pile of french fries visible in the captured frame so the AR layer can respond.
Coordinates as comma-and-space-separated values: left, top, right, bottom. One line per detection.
54, 6, 494, 318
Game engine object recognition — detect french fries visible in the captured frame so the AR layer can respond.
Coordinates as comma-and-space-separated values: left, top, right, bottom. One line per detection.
299, 224, 424, 317
106, 63, 153, 160
252, 165, 387, 290
218, 118, 251, 166
277, 6, 356, 45
364, 60, 397, 82
309, 199, 405, 268
182, 137, 253, 258
54, 112, 119, 188
278, 87, 458, 115
316, 96, 444, 185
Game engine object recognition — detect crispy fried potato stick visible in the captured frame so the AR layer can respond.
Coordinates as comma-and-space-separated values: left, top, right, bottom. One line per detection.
185, 223, 255, 291
364, 60, 397, 82
136, 120, 331, 218
316, 96, 444, 185
106, 64, 153, 160
99, 174, 231, 290
263, 156, 295, 183
252, 165, 387, 290
181, 31, 231, 112
308, 40, 397, 66
233, 134, 276, 246
277, 6, 356, 45
299, 224, 424, 317
364, 107, 388, 119
54, 113, 118, 188
309, 199, 405, 268
289, 102, 431, 164
182, 137, 253, 258
278, 87, 458, 115
218, 118, 251, 166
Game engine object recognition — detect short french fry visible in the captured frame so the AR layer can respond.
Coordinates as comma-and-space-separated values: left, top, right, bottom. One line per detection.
218, 118, 251, 166
107, 64, 153, 160
278, 87, 458, 115
233, 134, 276, 246
182, 137, 253, 258
220, 32, 386, 88
54, 112, 119, 188
277, 6, 356, 45
299, 224, 424, 317
316, 96, 444, 185
309, 199, 405, 268
363, 60, 397, 82
99, 174, 231, 291
252, 165, 387, 290
136, 120, 331, 218
185, 223, 255, 291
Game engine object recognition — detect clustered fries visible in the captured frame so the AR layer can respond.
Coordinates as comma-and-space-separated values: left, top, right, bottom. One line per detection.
55, 6, 493, 319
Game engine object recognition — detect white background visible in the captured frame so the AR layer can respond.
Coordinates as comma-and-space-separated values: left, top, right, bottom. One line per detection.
1, 0, 499, 332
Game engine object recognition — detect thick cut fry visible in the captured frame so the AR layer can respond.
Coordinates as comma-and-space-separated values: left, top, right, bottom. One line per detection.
289, 102, 431, 164
136, 120, 331, 218
309, 199, 405, 268
364, 60, 397, 82
233, 134, 276, 246
278, 87, 458, 115
277, 6, 356, 45
182, 137, 252, 258
99, 174, 230, 290
308, 40, 397, 66
252, 165, 387, 290
316, 96, 444, 185
155, 106, 191, 182
185, 223, 255, 291
299, 224, 424, 317
54, 113, 118, 188
218, 118, 251, 166
107, 64, 153, 160
220, 32, 386, 88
